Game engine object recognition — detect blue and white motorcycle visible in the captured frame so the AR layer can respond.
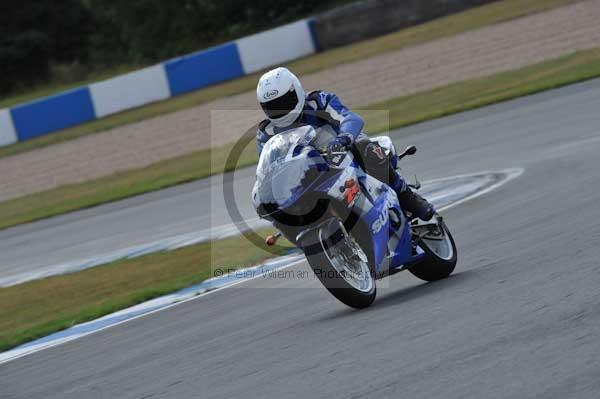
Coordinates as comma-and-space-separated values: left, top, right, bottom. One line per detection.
253, 126, 457, 308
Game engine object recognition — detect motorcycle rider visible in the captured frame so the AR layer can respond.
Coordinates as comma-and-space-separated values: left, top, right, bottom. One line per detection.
256, 67, 434, 231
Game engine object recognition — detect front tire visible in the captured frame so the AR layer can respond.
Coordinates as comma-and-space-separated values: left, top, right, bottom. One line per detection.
409, 218, 457, 282
301, 220, 376, 309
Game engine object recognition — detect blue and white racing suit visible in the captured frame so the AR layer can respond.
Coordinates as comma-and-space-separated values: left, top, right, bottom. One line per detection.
256, 90, 408, 193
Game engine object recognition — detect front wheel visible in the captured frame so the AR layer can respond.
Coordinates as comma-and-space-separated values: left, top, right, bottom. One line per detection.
301, 219, 376, 309
409, 217, 457, 281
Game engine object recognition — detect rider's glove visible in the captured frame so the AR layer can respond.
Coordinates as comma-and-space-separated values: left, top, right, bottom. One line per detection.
328, 133, 353, 154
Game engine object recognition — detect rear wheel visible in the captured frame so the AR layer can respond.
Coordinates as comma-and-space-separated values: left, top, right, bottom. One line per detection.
409, 218, 457, 281
302, 219, 376, 308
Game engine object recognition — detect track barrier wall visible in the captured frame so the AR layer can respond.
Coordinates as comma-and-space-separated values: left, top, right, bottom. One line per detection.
0, 0, 498, 147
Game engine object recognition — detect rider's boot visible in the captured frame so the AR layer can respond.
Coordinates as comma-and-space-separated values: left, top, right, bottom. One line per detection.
355, 139, 435, 221
390, 172, 435, 221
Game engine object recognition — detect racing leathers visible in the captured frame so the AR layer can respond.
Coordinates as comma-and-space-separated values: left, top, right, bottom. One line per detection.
256, 90, 434, 221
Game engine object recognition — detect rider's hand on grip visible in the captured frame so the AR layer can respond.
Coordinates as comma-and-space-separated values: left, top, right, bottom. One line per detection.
327, 134, 353, 163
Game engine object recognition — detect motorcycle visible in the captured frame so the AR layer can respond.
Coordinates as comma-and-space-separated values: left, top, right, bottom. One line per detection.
252, 125, 457, 308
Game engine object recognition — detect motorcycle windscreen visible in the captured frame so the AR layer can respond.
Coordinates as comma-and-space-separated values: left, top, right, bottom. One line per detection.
254, 150, 325, 206
255, 126, 322, 206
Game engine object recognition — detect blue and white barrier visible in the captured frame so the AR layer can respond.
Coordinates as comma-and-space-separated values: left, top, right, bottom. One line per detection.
10, 87, 96, 141
0, 19, 316, 147
0, 109, 17, 146
90, 65, 171, 118
236, 20, 316, 74
164, 42, 244, 96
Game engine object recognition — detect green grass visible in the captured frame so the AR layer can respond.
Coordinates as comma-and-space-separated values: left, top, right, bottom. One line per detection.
0, 228, 293, 352
0, 0, 582, 159
1, 48, 599, 231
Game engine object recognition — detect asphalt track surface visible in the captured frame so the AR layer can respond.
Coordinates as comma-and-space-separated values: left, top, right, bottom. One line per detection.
2, 79, 600, 398
0, 161, 261, 286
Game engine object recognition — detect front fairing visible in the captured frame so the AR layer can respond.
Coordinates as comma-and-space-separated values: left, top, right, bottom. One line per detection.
253, 126, 416, 273
253, 126, 330, 215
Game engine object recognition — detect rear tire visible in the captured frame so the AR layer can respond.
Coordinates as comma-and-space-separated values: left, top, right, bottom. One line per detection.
409, 219, 457, 282
302, 221, 376, 309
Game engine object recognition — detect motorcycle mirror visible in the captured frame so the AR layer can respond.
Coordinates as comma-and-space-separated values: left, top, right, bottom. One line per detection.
405, 145, 417, 155
397, 145, 417, 161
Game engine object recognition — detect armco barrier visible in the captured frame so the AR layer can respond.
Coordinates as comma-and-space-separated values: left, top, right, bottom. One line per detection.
0, 109, 17, 147
10, 87, 96, 141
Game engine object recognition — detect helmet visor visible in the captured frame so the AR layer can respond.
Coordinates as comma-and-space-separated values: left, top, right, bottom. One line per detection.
260, 87, 299, 119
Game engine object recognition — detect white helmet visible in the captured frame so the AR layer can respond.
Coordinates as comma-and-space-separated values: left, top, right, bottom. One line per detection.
256, 67, 305, 127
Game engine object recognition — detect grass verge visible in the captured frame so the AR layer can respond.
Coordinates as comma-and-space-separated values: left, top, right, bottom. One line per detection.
1, 48, 600, 230
0, 228, 293, 352
0, 0, 582, 159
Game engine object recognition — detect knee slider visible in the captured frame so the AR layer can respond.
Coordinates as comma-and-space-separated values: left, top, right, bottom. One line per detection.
363, 142, 390, 182
364, 142, 389, 166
